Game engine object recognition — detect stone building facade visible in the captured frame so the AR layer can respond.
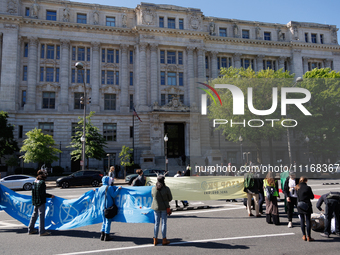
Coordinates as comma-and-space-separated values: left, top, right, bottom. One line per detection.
0, 0, 339, 171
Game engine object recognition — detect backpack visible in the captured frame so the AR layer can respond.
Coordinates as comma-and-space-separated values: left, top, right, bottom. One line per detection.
244, 173, 254, 189
265, 185, 275, 201
326, 192, 340, 201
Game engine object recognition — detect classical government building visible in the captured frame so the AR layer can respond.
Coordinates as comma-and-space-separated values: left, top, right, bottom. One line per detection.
0, 0, 339, 172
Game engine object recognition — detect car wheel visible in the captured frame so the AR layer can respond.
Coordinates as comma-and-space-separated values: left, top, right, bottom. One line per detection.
23, 183, 32, 191
61, 181, 70, 188
91, 179, 100, 187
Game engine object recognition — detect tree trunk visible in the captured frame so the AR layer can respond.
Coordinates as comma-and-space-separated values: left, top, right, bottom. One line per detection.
268, 137, 273, 166
255, 140, 262, 164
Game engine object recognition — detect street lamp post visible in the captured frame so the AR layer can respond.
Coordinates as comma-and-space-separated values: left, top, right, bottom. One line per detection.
164, 134, 168, 173
305, 136, 310, 164
75, 62, 87, 171
107, 153, 110, 174
239, 136, 243, 166
287, 77, 303, 166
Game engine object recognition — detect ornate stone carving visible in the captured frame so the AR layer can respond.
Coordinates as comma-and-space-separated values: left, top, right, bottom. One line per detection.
99, 85, 120, 93
256, 55, 265, 61
139, 43, 148, 51
189, 14, 201, 30
166, 65, 178, 72
122, 12, 127, 27
332, 52, 340, 56
36, 83, 60, 91
149, 43, 158, 51
150, 113, 161, 139
7, 0, 18, 14
210, 51, 218, 57
63, 4, 70, 22
4, 23, 17, 29
28, 36, 39, 47
60, 39, 70, 49
255, 24, 261, 40
142, 35, 155, 39
120, 44, 128, 53
293, 49, 301, 53
290, 26, 299, 40
277, 27, 284, 41
102, 63, 118, 69
278, 56, 286, 65
152, 95, 189, 112
324, 59, 333, 67
233, 53, 242, 61
31, 0, 39, 19
331, 27, 338, 44
142, 8, 155, 25
209, 19, 216, 36
91, 41, 101, 51
189, 39, 201, 43
93, 8, 99, 25
233, 23, 239, 38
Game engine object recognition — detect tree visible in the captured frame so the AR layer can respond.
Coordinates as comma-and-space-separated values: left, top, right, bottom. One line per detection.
0, 111, 19, 163
69, 111, 107, 169
20, 128, 61, 165
207, 67, 295, 164
119, 146, 134, 178
291, 68, 340, 163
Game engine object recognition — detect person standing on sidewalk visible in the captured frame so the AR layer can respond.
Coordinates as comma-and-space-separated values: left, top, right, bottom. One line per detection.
28, 170, 54, 236
283, 171, 299, 228
263, 172, 280, 225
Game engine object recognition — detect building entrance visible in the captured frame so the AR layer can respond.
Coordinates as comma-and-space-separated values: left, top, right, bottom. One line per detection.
164, 123, 185, 158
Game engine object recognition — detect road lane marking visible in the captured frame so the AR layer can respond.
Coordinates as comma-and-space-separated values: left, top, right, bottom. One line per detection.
173, 206, 245, 215
56, 232, 295, 255
312, 187, 340, 191
0, 221, 25, 228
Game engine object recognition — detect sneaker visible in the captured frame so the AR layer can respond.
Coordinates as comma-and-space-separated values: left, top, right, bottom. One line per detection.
40, 232, 51, 236
288, 222, 293, 228
320, 233, 329, 238
28, 229, 38, 235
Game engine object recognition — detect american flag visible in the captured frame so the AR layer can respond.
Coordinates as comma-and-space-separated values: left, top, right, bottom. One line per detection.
133, 107, 142, 122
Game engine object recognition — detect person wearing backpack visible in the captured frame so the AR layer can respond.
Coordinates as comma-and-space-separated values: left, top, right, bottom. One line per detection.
317, 191, 340, 238
263, 172, 280, 225
283, 171, 299, 228
243, 171, 260, 217
132, 169, 146, 186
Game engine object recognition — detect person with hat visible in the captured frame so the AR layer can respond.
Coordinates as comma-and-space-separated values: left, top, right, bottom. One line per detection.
151, 175, 172, 246
283, 171, 299, 228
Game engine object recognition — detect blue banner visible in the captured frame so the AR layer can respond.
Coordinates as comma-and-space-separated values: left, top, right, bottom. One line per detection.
0, 184, 155, 230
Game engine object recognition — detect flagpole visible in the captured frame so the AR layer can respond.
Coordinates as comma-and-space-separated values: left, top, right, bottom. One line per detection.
132, 110, 135, 163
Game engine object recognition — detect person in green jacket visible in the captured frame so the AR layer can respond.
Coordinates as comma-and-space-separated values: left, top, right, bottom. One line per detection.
151, 175, 172, 246
28, 170, 54, 236
264, 172, 280, 225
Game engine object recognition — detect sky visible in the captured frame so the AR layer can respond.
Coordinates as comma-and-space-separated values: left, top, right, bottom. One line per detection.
70, 0, 340, 41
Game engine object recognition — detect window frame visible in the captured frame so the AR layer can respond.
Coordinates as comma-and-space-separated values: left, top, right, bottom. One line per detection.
42, 92, 55, 109
106, 16, 116, 27
46, 10, 57, 21
77, 13, 87, 24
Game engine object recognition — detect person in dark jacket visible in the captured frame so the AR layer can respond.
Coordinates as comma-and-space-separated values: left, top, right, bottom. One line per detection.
133, 169, 146, 186
317, 192, 340, 238
28, 170, 54, 236
283, 171, 299, 228
98, 176, 122, 241
296, 176, 315, 242
151, 175, 172, 246
243, 171, 260, 217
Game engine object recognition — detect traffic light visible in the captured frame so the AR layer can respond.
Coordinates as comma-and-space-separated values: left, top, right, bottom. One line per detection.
80, 96, 84, 104
87, 97, 91, 104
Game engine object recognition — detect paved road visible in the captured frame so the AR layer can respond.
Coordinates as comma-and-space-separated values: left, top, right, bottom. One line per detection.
1, 179, 339, 255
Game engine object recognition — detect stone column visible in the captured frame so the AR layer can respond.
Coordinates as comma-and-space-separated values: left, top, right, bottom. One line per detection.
210, 51, 218, 79
59, 40, 70, 112
302, 57, 310, 73
25, 36, 39, 111
291, 49, 303, 77
120, 44, 129, 113
197, 47, 205, 80
278, 56, 286, 70
324, 58, 332, 68
332, 52, 340, 71
90, 42, 100, 112
256, 55, 264, 71
138, 43, 148, 110
233, 53, 242, 68
186, 46, 195, 106
150, 44, 158, 105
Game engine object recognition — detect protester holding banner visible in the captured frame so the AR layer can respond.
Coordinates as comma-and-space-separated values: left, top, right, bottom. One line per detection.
296, 176, 315, 241
28, 170, 54, 236
151, 175, 172, 246
243, 171, 260, 217
98, 176, 122, 241
283, 171, 299, 228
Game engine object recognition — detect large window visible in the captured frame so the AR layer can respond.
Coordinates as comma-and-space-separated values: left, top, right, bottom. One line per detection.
77, 14, 87, 24
311, 33, 317, 43
40, 44, 60, 59
42, 92, 55, 109
130, 72, 133, 85
102, 49, 119, 63
179, 19, 184, 30
160, 51, 183, 65
25, 7, 30, 17
168, 18, 175, 29
46, 67, 54, 82
242, 30, 249, 39
219, 28, 227, 37
241, 58, 254, 69
161, 72, 183, 86
23, 66, 27, 81
39, 122, 54, 137
159, 17, 164, 28
217, 57, 232, 69
264, 32, 271, 41
263, 60, 276, 70
107, 71, 114, 85
24, 43, 28, 57
103, 124, 117, 141
47, 45, 54, 59
129, 50, 133, 64
305, 33, 308, 43
104, 94, 116, 110
130, 94, 134, 111
74, 93, 84, 109
72, 46, 90, 62
46, 10, 57, 21
320, 34, 324, 44
167, 72, 176, 85
106, 17, 115, 26
167, 51, 176, 64
22, 90, 26, 107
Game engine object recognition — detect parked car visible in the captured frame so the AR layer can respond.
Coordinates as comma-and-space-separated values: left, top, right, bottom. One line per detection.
0, 175, 36, 191
56, 170, 103, 188
125, 169, 168, 184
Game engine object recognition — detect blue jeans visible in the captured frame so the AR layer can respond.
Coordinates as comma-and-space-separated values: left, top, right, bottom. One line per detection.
28, 204, 46, 234
101, 215, 112, 234
154, 210, 167, 239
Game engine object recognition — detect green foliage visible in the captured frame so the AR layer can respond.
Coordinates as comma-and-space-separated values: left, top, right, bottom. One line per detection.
69, 112, 107, 166
20, 128, 61, 165
0, 111, 19, 161
119, 146, 134, 167
207, 67, 295, 163
291, 68, 340, 162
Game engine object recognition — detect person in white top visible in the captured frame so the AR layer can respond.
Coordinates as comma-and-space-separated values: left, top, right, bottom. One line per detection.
283, 171, 299, 228
174, 171, 189, 208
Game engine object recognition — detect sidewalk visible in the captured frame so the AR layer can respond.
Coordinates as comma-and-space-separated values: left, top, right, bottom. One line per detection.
46, 176, 128, 188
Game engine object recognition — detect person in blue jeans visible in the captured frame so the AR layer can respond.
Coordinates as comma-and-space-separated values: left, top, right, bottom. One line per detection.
97, 176, 122, 241
151, 175, 172, 246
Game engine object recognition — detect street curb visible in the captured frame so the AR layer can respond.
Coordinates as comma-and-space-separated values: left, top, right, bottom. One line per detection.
322, 183, 340, 185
